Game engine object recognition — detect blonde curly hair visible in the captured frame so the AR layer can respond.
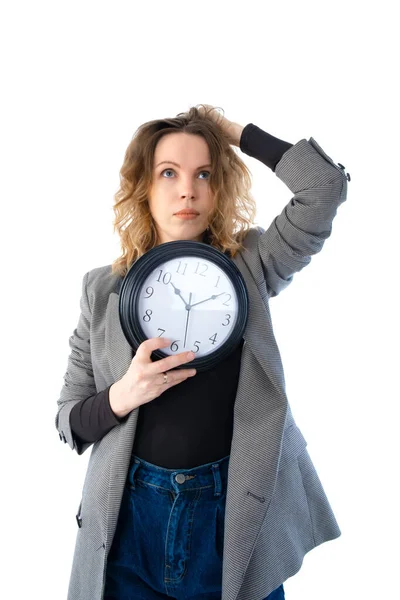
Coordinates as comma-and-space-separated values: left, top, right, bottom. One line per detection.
111, 104, 257, 277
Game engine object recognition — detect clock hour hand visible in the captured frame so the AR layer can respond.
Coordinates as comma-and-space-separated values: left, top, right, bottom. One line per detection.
169, 281, 189, 308
190, 292, 226, 308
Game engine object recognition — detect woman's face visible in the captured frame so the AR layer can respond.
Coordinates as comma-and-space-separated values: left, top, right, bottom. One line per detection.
148, 132, 215, 245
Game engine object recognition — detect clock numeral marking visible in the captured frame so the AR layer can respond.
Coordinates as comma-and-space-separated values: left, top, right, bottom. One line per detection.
222, 314, 231, 327
143, 309, 153, 322
215, 275, 220, 288
157, 328, 166, 336
170, 340, 180, 352
209, 333, 218, 345
156, 270, 172, 285
176, 261, 188, 275
222, 294, 231, 306
192, 341, 201, 353
194, 262, 208, 277
145, 286, 154, 298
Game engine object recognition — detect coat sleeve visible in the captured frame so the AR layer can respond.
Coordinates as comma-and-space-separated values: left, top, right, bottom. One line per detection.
258, 136, 350, 298
55, 270, 97, 455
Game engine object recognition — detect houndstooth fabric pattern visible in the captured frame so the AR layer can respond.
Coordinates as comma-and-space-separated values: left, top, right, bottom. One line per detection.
55, 136, 349, 600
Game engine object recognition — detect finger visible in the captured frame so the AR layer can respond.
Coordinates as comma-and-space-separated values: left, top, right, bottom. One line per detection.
159, 368, 197, 387
135, 337, 171, 361
149, 349, 196, 376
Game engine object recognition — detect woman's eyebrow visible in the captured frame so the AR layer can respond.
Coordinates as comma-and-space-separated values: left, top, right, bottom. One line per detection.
155, 161, 212, 169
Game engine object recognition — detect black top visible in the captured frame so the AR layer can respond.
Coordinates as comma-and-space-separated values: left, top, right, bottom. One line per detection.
69, 123, 293, 468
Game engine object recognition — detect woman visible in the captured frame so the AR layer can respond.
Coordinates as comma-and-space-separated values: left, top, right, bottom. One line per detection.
56, 105, 350, 600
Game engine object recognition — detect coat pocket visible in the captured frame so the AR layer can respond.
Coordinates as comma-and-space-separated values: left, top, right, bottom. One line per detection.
74, 495, 106, 554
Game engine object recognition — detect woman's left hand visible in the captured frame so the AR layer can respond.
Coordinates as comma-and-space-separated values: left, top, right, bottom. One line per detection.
196, 104, 244, 147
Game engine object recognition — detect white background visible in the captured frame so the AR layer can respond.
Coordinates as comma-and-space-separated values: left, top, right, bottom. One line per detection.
1, 1, 399, 598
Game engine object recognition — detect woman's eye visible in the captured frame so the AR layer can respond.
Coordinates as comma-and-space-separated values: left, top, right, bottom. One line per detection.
161, 169, 210, 179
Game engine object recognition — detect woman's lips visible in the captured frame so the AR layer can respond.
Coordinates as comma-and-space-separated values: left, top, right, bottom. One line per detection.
174, 213, 199, 220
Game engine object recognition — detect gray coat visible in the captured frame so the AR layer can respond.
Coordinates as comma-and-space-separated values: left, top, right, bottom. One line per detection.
56, 136, 349, 600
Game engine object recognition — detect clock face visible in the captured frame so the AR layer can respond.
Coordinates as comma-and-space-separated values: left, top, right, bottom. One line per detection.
136, 255, 239, 358
119, 240, 249, 371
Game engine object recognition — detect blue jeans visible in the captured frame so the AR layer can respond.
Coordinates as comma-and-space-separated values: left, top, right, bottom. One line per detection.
104, 453, 285, 599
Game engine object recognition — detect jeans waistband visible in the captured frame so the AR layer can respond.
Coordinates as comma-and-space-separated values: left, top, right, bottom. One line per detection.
128, 454, 231, 497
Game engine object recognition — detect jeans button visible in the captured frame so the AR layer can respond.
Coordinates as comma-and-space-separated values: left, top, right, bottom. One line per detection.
175, 473, 186, 484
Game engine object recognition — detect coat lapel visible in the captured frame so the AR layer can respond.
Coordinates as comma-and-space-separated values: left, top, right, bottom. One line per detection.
231, 251, 286, 399
221, 251, 288, 599
104, 280, 133, 384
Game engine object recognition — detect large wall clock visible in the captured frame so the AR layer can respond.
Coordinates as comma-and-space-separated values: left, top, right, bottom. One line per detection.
119, 240, 249, 372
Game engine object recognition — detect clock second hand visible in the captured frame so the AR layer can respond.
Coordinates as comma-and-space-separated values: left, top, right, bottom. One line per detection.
183, 292, 192, 348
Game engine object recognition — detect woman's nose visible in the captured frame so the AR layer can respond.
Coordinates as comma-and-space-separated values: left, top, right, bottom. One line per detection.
179, 174, 201, 199
180, 183, 195, 199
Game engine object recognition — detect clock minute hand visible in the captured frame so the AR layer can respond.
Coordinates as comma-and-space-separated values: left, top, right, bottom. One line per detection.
169, 281, 189, 307
190, 292, 226, 308
183, 292, 192, 348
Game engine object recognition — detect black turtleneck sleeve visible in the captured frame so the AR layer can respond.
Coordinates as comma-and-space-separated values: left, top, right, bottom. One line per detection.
69, 385, 125, 444
239, 123, 293, 171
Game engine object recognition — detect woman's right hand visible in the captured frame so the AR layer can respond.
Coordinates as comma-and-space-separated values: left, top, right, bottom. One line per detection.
109, 337, 197, 419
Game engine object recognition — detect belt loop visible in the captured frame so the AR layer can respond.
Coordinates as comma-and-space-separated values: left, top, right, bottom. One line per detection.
128, 457, 141, 490
211, 463, 222, 497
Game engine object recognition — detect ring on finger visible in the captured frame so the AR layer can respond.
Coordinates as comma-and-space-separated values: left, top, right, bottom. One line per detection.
162, 372, 168, 385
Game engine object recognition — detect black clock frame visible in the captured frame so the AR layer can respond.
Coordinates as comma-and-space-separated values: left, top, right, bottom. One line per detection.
118, 240, 249, 372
